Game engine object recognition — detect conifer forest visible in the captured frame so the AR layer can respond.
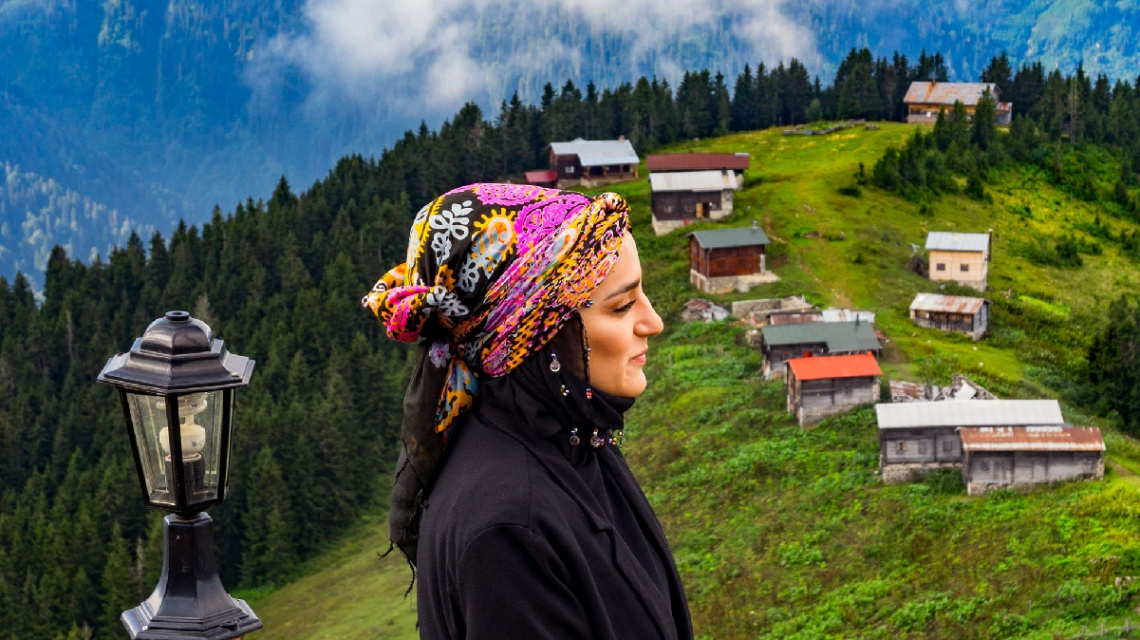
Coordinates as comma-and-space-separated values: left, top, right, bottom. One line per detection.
3, 46, 1140, 638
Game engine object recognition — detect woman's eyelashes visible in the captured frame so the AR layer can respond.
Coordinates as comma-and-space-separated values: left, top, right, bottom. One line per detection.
613, 299, 636, 314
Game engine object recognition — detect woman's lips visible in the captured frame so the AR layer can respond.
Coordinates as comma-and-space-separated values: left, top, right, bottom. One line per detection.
631, 350, 647, 365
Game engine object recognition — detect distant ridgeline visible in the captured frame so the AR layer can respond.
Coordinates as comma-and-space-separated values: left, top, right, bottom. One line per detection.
5, 44, 1140, 637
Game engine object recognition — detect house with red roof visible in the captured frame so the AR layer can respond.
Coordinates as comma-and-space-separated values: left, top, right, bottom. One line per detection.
785, 353, 882, 426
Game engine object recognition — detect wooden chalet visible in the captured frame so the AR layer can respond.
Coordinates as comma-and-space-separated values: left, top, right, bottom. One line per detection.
909, 293, 990, 341
649, 170, 739, 235
875, 400, 1065, 484
689, 225, 771, 293
959, 426, 1105, 495
548, 138, 639, 188
524, 170, 558, 188
646, 152, 749, 184
904, 82, 1012, 125
759, 320, 882, 379
926, 231, 991, 291
786, 353, 882, 426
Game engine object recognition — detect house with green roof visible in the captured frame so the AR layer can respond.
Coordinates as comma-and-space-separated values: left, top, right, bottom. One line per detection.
689, 224, 774, 293
760, 320, 883, 379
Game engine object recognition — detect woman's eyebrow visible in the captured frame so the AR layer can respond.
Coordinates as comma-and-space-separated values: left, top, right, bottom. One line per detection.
603, 278, 641, 300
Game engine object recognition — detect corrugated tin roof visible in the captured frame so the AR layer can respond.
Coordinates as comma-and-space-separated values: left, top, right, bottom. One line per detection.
821, 309, 876, 323
761, 321, 882, 352
876, 400, 1065, 430
769, 311, 823, 325
904, 82, 1000, 107
691, 227, 770, 249
890, 379, 927, 401
960, 426, 1105, 452
788, 352, 882, 380
549, 139, 639, 167
910, 293, 988, 314
925, 231, 991, 253
646, 153, 750, 172
650, 170, 737, 193
524, 170, 557, 183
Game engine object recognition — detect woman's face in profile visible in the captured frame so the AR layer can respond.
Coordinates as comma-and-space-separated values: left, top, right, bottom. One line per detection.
579, 232, 664, 398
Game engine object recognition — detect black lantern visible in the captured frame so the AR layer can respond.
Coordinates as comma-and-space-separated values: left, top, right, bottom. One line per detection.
98, 310, 262, 639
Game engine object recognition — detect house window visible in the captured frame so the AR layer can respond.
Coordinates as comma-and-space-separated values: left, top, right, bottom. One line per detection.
960, 264, 969, 272
897, 441, 906, 452
918, 441, 928, 455
684, 203, 695, 213
936, 263, 946, 271
844, 386, 853, 396
942, 440, 953, 453
565, 166, 576, 174
664, 205, 674, 213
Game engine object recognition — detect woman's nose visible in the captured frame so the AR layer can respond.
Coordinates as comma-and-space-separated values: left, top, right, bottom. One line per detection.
638, 297, 664, 337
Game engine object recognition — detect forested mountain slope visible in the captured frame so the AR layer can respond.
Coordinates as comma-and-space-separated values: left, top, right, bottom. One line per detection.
3, 0, 1138, 286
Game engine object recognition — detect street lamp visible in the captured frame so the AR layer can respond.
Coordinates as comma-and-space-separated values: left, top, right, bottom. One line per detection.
98, 310, 262, 639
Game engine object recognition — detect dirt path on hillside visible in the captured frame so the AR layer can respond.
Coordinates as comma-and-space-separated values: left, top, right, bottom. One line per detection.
761, 181, 852, 308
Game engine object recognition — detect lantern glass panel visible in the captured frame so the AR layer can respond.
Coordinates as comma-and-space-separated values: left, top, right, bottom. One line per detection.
195, 389, 226, 504
126, 393, 174, 507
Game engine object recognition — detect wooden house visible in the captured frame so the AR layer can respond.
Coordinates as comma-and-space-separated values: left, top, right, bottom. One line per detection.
926, 231, 991, 291
960, 426, 1104, 495
909, 293, 990, 341
904, 82, 1012, 125
760, 320, 882, 379
548, 138, 639, 188
689, 225, 771, 293
649, 170, 739, 235
786, 353, 882, 426
646, 152, 749, 186
875, 400, 1065, 484
524, 170, 558, 188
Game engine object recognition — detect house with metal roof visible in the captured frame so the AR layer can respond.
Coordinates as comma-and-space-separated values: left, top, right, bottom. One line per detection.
689, 224, 774, 294
650, 170, 740, 235
904, 82, 1012, 125
759, 319, 882, 379
925, 230, 991, 291
875, 399, 1066, 484
548, 138, 639, 187
786, 353, 882, 426
960, 426, 1104, 495
910, 293, 990, 340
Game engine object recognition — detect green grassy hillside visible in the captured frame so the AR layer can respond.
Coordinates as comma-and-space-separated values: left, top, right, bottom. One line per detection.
247, 123, 1140, 639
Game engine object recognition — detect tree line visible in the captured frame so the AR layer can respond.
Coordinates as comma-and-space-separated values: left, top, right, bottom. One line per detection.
5, 45, 1140, 638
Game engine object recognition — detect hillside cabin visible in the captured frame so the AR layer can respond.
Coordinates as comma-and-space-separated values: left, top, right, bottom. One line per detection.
646, 152, 749, 186
524, 170, 558, 187
650, 170, 739, 235
875, 399, 1065, 484
786, 353, 882, 426
909, 292, 990, 341
904, 82, 1012, 125
549, 138, 639, 188
689, 225, 771, 293
760, 320, 882, 379
959, 426, 1104, 495
926, 230, 991, 291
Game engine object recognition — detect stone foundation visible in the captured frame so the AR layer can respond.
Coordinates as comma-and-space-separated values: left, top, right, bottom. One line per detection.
690, 269, 780, 294
881, 461, 962, 485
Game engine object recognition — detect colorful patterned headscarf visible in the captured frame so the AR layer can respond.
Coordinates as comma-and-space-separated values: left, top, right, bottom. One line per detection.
362, 183, 630, 562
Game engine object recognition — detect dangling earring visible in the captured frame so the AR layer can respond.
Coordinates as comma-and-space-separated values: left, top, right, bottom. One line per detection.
549, 352, 561, 373
569, 427, 580, 446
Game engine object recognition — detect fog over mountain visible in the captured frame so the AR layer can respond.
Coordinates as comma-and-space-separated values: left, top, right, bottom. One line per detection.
2, 0, 1137, 285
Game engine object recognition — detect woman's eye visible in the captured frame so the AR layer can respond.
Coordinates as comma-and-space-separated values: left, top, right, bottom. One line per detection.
614, 300, 636, 314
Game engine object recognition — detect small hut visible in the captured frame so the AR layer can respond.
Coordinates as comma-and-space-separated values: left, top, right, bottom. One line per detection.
689, 225, 771, 293
649, 170, 739, 235
786, 353, 882, 426
909, 293, 990, 341
549, 138, 639, 188
926, 231, 991, 291
759, 320, 882, 379
960, 426, 1104, 495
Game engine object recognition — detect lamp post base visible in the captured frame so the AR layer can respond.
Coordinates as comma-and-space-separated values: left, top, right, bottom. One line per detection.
122, 513, 262, 640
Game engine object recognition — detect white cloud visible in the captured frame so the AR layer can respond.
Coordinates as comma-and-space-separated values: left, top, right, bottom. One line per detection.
253, 0, 819, 119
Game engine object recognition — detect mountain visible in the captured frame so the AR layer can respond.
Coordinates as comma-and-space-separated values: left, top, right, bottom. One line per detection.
2, 0, 1139, 286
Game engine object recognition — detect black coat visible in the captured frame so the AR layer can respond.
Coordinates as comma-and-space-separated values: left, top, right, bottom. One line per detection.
416, 381, 693, 640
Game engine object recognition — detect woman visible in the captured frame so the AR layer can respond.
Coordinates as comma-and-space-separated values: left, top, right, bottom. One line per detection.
363, 183, 692, 639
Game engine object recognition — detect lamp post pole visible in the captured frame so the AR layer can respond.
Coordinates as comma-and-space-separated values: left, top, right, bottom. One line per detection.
98, 311, 262, 640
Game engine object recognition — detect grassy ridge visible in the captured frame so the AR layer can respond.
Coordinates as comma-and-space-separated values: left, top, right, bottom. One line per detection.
250, 123, 1140, 639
